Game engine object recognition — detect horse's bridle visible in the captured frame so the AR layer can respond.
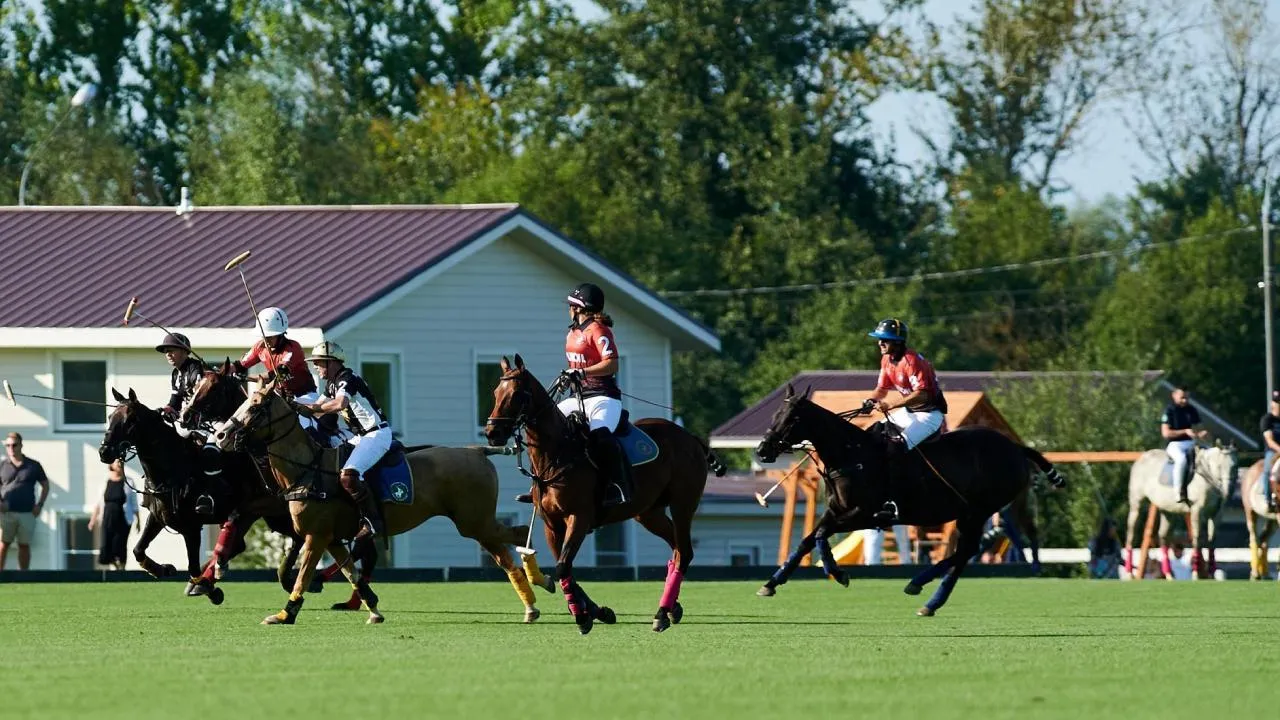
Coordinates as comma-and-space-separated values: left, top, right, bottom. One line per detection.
486, 374, 575, 485
220, 391, 337, 493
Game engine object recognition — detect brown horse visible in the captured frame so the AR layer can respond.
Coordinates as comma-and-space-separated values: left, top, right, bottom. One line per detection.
213, 375, 550, 625
483, 354, 726, 634
1241, 459, 1280, 580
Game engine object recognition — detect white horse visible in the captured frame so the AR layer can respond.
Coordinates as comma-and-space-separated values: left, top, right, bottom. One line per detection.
1240, 459, 1280, 580
1123, 442, 1237, 580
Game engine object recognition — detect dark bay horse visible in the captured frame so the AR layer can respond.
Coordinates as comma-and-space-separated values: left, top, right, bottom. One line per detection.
483, 354, 726, 634
98, 388, 303, 604
213, 376, 546, 625
754, 385, 1065, 616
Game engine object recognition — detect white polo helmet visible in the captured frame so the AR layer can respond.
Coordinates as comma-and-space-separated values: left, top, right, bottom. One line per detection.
256, 307, 289, 336
306, 341, 346, 364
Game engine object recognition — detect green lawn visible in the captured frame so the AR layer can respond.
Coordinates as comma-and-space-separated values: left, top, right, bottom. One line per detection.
1, 578, 1277, 719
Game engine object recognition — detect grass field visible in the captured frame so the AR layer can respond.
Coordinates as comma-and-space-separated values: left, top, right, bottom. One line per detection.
2, 578, 1278, 719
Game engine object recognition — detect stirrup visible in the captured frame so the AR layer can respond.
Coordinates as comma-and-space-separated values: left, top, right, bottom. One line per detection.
354, 516, 377, 541
872, 500, 898, 528
195, 494, 216, 516
602, 483, 627, 508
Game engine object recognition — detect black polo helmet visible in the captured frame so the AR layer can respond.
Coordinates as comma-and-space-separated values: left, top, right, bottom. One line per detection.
567, 282, 605, 312
155, 332, 192, 353
867, 318, 908, 344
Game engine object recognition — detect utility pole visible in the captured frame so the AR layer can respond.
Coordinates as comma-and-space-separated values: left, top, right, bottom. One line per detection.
1265, 170, 1275, 407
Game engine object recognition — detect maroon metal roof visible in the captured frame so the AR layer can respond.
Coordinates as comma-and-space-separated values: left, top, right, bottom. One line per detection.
712, 370, 1168, 442
0, 205, 520, 328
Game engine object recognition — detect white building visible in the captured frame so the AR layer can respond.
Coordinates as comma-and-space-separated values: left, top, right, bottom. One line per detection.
0, 204, 727, 570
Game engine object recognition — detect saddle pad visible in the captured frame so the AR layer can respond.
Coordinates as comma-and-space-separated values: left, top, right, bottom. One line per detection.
368, 456, 414, 505
1252, 469, 1271, 511
616, 422, 659, 467
1157, 461, 1175, 488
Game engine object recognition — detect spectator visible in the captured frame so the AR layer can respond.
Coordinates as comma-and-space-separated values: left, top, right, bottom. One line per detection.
0, 432, 50, 570
88, 460, 136, 570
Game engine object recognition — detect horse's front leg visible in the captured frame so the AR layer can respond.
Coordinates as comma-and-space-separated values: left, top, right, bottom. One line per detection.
758, 509, 833, 597
264, 533, 328, 625
1188, 507, 1205, 580
182, 527, 205, 597
133, 513, 176, 578
327, 540, 383, 624
553, 515, 596, 635
814, 508, 862, 588
189, 515, 247, 605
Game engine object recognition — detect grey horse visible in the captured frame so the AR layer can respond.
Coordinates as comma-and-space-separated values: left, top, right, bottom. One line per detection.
1123, 442, 1237, 580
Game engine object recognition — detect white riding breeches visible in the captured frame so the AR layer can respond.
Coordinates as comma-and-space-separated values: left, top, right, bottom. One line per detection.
557, 395, 622, 433
887, 408, 945, 450
1167, 439, 1195, 484
343, 426, 393, 477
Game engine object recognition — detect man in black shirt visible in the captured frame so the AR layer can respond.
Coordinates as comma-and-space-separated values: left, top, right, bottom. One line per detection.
1160, 385, 1207, 505
1260, 391, 1280, 512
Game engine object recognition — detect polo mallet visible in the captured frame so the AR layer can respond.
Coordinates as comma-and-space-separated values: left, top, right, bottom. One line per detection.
122, 297, 207, 365
3, 379, 117, 408
754, 449, 811, 508
222, 250, 278, 374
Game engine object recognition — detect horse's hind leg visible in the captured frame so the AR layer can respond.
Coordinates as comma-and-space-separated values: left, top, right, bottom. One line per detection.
1123, 498, 1142, 579
190, 516, 253, 605
479, 536, 540, 624
634, 507, 685, 632
1007, 494, 1041, 573
918, 516, 984, 617
652, 499, 698, 633
1157, 514, 1174, 580
327, 541, 383, 624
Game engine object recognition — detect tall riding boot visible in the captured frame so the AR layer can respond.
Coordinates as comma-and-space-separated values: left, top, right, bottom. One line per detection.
872, 438, 906, 527
340, 469, 385, 541
1177, 464, 1191, 505
590, 428, 631, 507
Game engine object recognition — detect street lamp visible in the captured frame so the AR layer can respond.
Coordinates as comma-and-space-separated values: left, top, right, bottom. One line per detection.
17, 82, 97, 206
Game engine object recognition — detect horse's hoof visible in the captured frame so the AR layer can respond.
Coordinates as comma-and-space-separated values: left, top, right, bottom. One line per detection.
366, 612, 385, 625
575, 613, 594, 635
652, 611, 671, 633
331, 595, 361, 611
524, 607, 540, 624
829, 571, 850, 588
671, 602, 683, 624
539, 576, 557, 594
595, 606, 617, 624
917, 607, 935, 617
756, 585, 776, 597
184, 581, 198, 596
262, 610, 295, 625
903, 583, 922, 596
1213, 569, 1226, 581
208, 587, 225, 606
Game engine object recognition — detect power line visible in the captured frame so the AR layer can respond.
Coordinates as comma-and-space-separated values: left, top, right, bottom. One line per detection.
658, 226, 1257, 299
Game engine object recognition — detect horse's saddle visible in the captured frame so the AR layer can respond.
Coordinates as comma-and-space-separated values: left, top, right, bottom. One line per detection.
566, 408, 660, 467
1158, 448, 1197, 488
614, 410, 660, 467
336, 439, 414, 505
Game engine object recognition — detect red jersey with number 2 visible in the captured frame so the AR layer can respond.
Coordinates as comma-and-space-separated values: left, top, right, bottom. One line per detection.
565, 320, 621, 399
876, 349, 945, 412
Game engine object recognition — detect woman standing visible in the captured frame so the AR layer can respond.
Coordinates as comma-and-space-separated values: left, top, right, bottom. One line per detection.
89, 460, 137, 570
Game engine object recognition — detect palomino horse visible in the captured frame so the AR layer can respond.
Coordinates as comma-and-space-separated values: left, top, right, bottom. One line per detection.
753, 385, 1065, 616
1122, 443, 1236, 580
1237, 460, 1278, 580
483, 354, 726, 634
182, 361, 371, 610
213, 375, 548, 625
98, 388, 303, 604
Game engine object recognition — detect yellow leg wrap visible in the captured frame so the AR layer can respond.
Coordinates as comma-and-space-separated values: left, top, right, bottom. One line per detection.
274, 610, 290, 621
1249, 539, 1260, 576
289, 590, 303, 602
521, 553, 546, 586
508, 568, 537, 607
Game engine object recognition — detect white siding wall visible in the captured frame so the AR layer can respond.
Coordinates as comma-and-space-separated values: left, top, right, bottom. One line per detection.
334, 233, 672, 568
0, 346, 243, 569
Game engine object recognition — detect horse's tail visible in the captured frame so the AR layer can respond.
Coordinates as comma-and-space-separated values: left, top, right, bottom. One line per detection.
1022, 446, 1066, 489
697, 438, 728, 477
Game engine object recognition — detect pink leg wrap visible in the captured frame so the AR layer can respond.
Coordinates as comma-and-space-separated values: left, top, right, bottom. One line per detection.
660, 569, 684, 611
202, 522, 236, 581
560, 577, 582, 616
1160, 546, 1172, 577
1124, 547, 1133, 575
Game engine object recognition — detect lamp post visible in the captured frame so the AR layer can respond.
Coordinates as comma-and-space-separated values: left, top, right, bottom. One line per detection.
17, 82, 97, 206
1264, 169, 1275, 407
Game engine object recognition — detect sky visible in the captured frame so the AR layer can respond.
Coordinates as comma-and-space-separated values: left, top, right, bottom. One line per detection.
567, 0, 1280, 208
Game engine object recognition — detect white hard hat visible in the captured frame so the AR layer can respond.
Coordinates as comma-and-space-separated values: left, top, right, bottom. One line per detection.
256, 307, 288, 336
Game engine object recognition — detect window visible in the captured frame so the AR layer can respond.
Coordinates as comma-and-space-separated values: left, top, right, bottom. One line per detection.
728, 544, 761, 567
61, 360, 107, 426
359, 354, 400, 426
594, 522, 629, 567
475, 359, 505, 429
481, 513, 520, 567
62, 515, 96, 570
